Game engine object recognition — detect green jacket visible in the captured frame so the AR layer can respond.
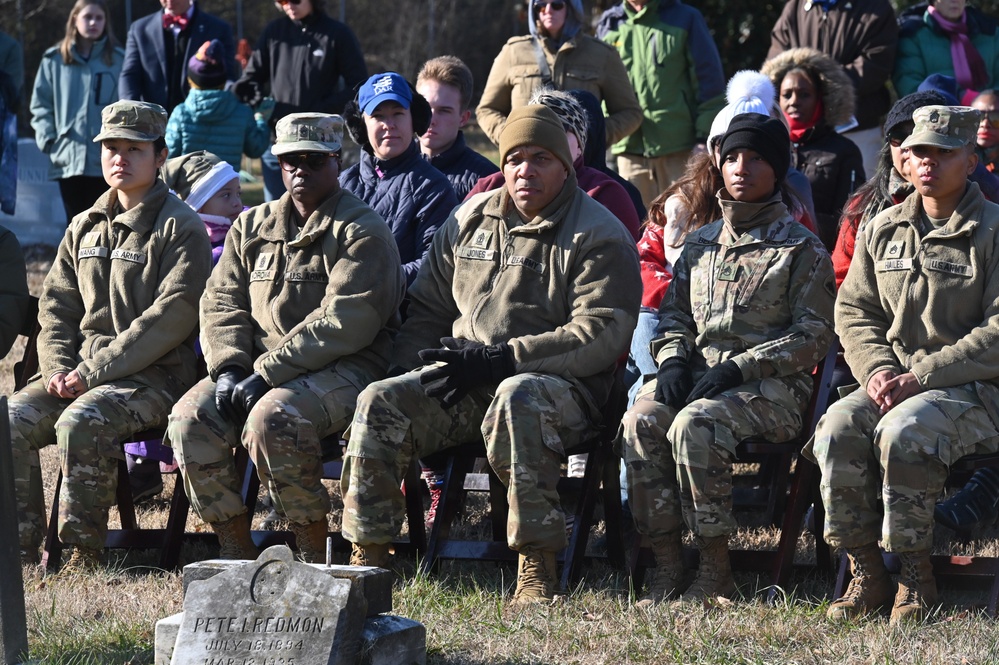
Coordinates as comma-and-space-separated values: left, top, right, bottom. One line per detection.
655, 194, 836, 410
394, 175, 641, 416
38, 181, 211, 397
476, 33, 642, 148
201, 189, 404, 388
596, 0, 725, 157
30, 38, 124, 179
838, 184, 999, 413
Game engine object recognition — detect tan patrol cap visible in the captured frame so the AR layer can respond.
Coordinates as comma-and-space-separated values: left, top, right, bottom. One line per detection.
900, 105, 982, 150
92, 100, 167, 142
271, 113, 344, 156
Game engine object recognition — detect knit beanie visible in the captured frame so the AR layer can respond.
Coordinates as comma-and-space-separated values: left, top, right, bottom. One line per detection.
187, 40, 227, 89
885, 90, 950, 136
528, 87, 589, 156
708, 71, 776, 150
719, 114, 790, 183
160, 151, 238, 212
499, 105, 573, 172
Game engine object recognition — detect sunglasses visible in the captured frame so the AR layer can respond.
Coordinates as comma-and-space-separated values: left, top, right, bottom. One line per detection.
980, 111, 999, 129
534, 1, 566, 11
278, 152, 336, 172
278, 0, 302, 5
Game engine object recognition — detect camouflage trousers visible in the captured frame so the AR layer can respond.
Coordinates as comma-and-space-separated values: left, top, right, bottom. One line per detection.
622, 378, 803, 540
168, 361, 371, 526
8, 378, 173, 552
341, 370, 589, 552
807, 384, 999, 552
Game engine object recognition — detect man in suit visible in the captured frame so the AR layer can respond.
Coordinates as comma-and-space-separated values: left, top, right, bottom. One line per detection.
119, 0, 237, 114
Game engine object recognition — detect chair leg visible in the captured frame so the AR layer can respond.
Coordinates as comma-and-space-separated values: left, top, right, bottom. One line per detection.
561, 446, 605, 591
421, 452, 476, 576
115, 458, 136, 530
602, 451, 625, 570
41, 470, 64, 570
159, 470, 191, 569
765, 454, 815, 602
403, 459, 427, 556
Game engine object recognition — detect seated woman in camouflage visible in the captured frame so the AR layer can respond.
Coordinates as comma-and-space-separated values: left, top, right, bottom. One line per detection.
621, 113, 836, 608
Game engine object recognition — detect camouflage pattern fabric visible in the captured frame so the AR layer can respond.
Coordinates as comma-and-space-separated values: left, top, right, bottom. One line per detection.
622, 379, 802, 539
8, 378, 172, 552
168, 360, 372, 526
808, 384, 999, 552
341, 370, 589, 551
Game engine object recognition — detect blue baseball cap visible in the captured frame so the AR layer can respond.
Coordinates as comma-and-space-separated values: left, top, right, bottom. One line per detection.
358, 72, 412, 115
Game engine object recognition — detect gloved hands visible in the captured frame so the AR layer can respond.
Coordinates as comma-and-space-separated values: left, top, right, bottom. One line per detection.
418, 337, 514, 409
255, 96, 276, 123
215, 367, 249, 422
232, 78, 262, 106
653, 357, 693, 409
687, 360, 743, 402
231, 372, 271, 420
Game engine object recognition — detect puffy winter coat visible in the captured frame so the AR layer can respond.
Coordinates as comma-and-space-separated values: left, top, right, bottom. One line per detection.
165, 88, 269, 169
424, 131, 498, 201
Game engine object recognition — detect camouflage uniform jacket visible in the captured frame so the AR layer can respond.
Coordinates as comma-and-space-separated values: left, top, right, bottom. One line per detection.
393, 174, 642, 416
654, 192, 835, 406
838, 182, 999, 409
38, 180, 211, 397
200, 189, 404, 388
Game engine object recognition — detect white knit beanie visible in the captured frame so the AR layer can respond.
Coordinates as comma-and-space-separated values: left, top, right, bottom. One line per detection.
708, 70, 776, 150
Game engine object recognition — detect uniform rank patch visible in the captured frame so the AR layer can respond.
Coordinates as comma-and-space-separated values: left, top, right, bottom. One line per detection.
250, 270, 276, 282
877, 258, 913, 272
927, 259, 972, 276
885, 240, 905, 258
718, 263, 739, 281
471, 230, 493, 248
456, 246, 496, 261
111, 249, 146, 264
82, 232, 102, 247
507, 255, 544, 273
78, 246, 109, 259
255, 253, 273, 270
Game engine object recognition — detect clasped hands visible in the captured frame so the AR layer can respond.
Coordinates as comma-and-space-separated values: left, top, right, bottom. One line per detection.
214, 368, 270, 422
47, 370, 87, 399
866, 369, 923, 414
653, 358, 744, 409
417, 337, 515, 409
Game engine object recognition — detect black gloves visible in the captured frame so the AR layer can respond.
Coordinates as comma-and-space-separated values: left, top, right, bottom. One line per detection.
215, 367, 249, 422
687, 360, 743, 402
653, 357, 693, 409
231, 372, 271, 420
232, 78, 262, 107
418, 337, 515, 409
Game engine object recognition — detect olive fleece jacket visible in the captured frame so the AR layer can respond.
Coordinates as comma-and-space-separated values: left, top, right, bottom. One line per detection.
838, 183, 999, 400
200, 189, 404, 388
39, 181, 211, 396
393, 175, 641, 415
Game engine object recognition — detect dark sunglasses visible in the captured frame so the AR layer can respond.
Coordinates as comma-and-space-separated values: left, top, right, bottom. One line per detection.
278, 152, 336, 172
278, 0, 302, 5
980, 111, 999, 129
534, 1, 566, 11
886, 130, 909, 149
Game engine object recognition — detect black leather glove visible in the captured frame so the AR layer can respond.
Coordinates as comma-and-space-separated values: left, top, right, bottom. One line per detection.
215, 367, 249, 422
653, 357, 693, 409
232, 78, 262, 106
417, 338, 514, 409
231, 372, 271, 420
687, 360, 744, 402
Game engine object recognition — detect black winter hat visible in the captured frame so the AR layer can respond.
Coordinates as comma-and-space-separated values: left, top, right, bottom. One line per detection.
884, 90, 949, 137
719, 113, 790, 184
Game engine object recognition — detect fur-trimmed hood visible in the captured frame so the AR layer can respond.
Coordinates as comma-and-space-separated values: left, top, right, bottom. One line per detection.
762, 47, 855, 128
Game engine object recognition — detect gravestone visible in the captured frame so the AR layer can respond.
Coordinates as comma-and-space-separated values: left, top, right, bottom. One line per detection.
0, 400, 29, 665
0, 139, 66, 247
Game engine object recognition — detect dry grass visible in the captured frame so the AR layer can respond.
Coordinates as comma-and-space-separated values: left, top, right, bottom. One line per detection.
8, 252, 999, 664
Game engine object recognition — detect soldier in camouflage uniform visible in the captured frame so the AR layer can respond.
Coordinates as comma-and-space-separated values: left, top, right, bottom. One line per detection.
8, 100, 211, 570
810, 106, 999, 625
622, 113, 835, 608
341, 104, 641, 605
167, 113, 404, 563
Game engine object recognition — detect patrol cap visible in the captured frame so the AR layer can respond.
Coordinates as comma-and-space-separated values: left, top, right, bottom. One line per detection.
271, 113, 344, 156
900, 105, 982, 150
358, 72, 412, 115
93, 100, 167, 142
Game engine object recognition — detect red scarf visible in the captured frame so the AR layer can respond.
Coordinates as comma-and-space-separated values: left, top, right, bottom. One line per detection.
927, 5, 988, 91
785, 99, 823, 144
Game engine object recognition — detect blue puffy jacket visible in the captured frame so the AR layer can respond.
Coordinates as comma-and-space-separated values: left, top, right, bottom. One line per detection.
340, 140, 458, 285
425, 131, 498, 201
165, 88, 269, 169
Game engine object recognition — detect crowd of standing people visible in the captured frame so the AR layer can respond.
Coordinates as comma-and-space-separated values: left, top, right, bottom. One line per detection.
5, 0, 999, 631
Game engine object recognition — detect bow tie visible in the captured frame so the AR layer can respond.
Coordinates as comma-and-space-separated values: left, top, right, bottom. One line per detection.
162, 13, 189, 30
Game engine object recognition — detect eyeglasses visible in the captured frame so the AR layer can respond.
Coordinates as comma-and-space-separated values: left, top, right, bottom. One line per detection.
278, 152, 336, 172
534, 1, 566, 11
980, 112, 999, 129
886, 130, 910, 148
278, 0, 302, 5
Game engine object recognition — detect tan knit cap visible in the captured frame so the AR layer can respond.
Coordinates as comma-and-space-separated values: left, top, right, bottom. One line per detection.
498, 105, 573, 172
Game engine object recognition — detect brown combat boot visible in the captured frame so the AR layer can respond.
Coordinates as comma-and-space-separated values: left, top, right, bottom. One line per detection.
210, 513, 258, 560
681, 535, 735, 603
290, 520, 329, 563
890, 551, 938, 626
826, 544, 895, 621
510, 548, 558, 607
349, 542, 391, 568
635, 531, 687, 609
55, 545, 103, 576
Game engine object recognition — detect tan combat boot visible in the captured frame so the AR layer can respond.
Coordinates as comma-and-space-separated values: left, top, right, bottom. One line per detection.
510, 548, 558, 607
826, 544, 895, 621
210, 513, 259, 560
635, 531, 687, 609
890, 551, 938, 626
55, 545, 103, 576
681, 535, 735, 603
290, 520, 329, 564
349, 542, 391, 568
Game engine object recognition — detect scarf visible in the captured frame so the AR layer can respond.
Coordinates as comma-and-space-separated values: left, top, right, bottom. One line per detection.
927, 5, 988, 91
201, 212, 233, 246
785, 99, 824, 144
